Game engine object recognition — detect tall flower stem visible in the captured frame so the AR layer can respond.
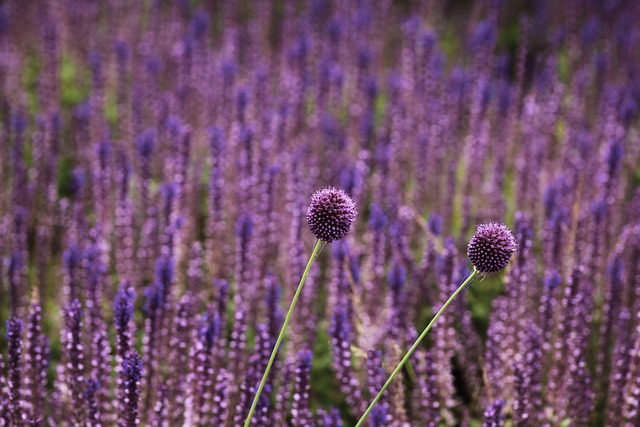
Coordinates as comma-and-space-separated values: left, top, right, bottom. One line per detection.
355, 268, 480, 427
244, 239, 324, 427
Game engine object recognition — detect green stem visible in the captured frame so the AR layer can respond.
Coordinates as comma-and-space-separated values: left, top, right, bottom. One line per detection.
244, 239, 323, 427
355, 268, 479, 427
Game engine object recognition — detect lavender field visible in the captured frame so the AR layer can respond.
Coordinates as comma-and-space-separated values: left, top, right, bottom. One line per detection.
1, 0, 640, 426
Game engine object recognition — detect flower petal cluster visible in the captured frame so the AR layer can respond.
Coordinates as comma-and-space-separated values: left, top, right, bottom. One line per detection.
467, 222, 517, 273
306, 187, 357, 242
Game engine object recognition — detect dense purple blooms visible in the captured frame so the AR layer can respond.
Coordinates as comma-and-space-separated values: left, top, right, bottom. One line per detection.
329, 303, 364, 417
370, 405, 388, 427
165, 294, 194, 426
85, 378, 101, 427
24, 300, 48, 422
366, 350, 389, 426
291, 349, 313, 427
482, 400, 505, 427
121, 352, 142, 427
62, 299, 85, 425
6, 317, 24, 425
0, 1, 638, 426
114, 285, 135, 365
318, 407, 342, 427
622, 318, 640, 426
413, 350, 441, 427
512, 325, 544, 427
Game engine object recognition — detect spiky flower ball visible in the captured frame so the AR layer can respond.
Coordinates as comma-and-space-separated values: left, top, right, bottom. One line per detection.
467, 222, 517, 273
307, 187, 357, 242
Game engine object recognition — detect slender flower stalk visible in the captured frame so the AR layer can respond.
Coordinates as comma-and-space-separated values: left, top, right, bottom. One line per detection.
356, 222, 516, 426
243, 239, 322, 427
244, 187, 357, 427
355, 268, 479, 427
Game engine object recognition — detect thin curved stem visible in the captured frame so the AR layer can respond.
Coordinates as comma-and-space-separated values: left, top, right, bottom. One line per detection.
355, 268, 480, 427
244, 239, 324, 427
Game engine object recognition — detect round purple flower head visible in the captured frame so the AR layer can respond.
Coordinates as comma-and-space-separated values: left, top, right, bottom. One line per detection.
307, 187, 357, 242
467, 222, 517, 273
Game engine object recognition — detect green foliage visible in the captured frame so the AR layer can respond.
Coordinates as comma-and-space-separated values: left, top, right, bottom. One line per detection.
558, 50, 570, 84
497, 21, 521, 52
57, 156, 77, 198
60, 53, 89, 108
310, 328, 335, 408
466, 274, 504, 338
105, 90, 118, 128
374, 93, 386, 127
22, 52, 41, 114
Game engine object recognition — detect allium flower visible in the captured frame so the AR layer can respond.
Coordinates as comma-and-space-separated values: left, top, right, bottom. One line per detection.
306, 187, 357, 242
467, 222, 517, 273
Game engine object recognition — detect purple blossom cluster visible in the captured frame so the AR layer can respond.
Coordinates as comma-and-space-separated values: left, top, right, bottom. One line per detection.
1, 0, 639, 426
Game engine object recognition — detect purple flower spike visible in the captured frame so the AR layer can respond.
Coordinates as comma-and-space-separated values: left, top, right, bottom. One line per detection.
467, 222, 517, 273
85, 378, 101, 426
63, 299, 85, 425
121, 352, 142, 427
306, 187, 357, 242
319, 407, 343, 427
114, 286, 135, 334
291, 349, 313, 426
370, 405, 387, 427
6, 317, 24, 426
483, 400, 505, 427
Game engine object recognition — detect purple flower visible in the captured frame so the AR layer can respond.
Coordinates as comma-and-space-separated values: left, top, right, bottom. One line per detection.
144, 282, 164, 315
370, 405, 387, 427
121, 352, 142, 427
211, 369, 230, 426
6, 317, 24, 425
483, 400, 505, 427
291, 350, 313, 427
318, 407, 343, 427
622, 321, 640, 425
165, 294, 194, 426
63, 299, 85, 425
387, 262, 406, 301
329, 305, 364, 416
68, 168, 86, 198
428, 213, 443, 236
114, 285, 135, 331
368, 203, 387, 232
63, 243, 82, 302
413, 350, 440, 427
136, 130, 156, 159
307, 187, 357, 242
114, 284, 135, 414
367, 350, 388, 426
467, 222, 517, 273
85, 378, 101, 426
25, 301, 48, 421
199, 310, 221, 352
